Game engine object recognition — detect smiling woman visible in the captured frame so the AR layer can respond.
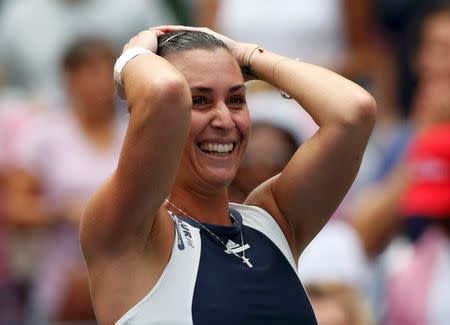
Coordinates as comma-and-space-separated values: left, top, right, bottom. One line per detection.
166, 45, 250, 193
79, 26, 376, 325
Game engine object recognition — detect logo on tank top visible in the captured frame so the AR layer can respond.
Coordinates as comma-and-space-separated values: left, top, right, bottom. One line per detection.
175, 218, 194, 250
225, 239, 250, 254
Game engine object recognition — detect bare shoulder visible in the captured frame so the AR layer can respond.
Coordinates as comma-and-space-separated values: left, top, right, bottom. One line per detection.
243, 175, 299, 258
82, 205, 175, 324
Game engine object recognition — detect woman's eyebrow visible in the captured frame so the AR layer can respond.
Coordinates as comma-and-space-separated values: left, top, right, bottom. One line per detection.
190, 84, 245, 94
229, 84, 245, 92
191, 86, 213, 93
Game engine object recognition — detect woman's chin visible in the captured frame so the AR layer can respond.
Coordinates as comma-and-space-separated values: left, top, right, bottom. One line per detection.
200, 168, 236, 189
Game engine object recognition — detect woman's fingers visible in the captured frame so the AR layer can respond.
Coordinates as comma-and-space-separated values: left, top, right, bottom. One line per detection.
123, 30, 160, 53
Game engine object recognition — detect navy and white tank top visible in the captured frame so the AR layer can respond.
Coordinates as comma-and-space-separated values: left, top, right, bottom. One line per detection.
116, 203, 317, 324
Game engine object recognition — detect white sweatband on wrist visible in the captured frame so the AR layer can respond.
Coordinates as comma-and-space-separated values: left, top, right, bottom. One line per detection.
113, 47, 152, 99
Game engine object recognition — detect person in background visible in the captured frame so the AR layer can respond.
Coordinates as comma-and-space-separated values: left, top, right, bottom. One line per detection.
347, 3, 450, 323
386, 119, 450, 325
4, 37, 127, 323
350, 2, 450, 258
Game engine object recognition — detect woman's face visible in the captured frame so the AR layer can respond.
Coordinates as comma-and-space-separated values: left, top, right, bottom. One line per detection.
167, 48, 250, 191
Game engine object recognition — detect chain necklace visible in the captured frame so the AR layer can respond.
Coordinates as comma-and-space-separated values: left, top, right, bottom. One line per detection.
164, 198, 253, 268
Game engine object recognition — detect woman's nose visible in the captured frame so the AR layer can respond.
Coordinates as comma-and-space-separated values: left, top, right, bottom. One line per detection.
211, 102, 235, 130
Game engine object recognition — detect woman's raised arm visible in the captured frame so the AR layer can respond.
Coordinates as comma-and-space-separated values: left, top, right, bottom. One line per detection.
80, 30, 191, 260
243, 47, 377, 257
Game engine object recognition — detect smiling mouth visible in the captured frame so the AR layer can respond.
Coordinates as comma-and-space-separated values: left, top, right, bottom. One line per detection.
198, 142, 236, 156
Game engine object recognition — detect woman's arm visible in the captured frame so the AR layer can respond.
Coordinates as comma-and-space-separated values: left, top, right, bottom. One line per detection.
243, 48, 377, 257
80, 30, 191, 261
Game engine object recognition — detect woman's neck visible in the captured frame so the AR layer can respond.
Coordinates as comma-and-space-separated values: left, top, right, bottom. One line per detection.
167, 186, 231, 225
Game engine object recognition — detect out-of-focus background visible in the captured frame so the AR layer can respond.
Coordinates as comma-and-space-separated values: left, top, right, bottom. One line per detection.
0, 1, 449, 324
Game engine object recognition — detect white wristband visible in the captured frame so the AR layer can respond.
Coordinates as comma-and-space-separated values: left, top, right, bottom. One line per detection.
113, 47, 152, 99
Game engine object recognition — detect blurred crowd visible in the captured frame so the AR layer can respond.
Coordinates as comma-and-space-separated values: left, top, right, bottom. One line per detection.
0, 0, 449, 324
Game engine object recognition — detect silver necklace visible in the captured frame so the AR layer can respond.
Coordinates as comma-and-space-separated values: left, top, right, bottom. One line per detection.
164, 198, 253, 268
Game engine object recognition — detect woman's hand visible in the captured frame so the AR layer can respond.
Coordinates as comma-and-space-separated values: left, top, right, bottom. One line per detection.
151, 25, 258, 69
123, 29, 165, 53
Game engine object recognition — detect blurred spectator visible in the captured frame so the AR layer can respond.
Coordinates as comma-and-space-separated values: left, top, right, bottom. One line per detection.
306, 281, 375, 325
4, 37, 127, 323
348, 77, 450, 259
0, 0, 177, 101
350, 3, 450, 257
347, 4, 450, 323
229, 89, 314, 203
386, 122, 450, 325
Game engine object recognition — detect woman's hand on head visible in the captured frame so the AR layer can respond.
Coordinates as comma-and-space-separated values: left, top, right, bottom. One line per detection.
150, 25, 257, 68
123, 29, 165, 53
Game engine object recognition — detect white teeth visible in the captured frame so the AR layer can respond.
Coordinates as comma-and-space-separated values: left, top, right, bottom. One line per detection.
200, 143, 234, 153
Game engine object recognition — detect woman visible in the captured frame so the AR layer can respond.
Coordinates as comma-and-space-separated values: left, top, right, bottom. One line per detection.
80, 25, 376, 324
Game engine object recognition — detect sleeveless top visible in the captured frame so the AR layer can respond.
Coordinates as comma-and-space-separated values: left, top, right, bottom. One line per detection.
115, 203, 317, 325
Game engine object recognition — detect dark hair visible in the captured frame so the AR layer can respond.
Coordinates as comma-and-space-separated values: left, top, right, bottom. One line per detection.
397, 0, 450, 115
61, 37, 117, 72
157, 30, 229, 57
406, 0, 450, 56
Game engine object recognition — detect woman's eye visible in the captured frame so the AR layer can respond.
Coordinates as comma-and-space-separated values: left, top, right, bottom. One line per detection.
227, 95, 246, 107
192, 96, 209, 106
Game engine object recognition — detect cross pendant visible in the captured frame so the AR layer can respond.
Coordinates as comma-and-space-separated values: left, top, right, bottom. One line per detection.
241, 256, 253, 268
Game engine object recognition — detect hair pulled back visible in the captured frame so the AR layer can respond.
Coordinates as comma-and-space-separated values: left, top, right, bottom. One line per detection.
157, 30, 229, 57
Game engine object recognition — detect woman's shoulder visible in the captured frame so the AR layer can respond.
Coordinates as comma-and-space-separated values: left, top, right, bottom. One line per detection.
229, 202, 271, 216
230, 202, 287, 232
229, 202, 280, 228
